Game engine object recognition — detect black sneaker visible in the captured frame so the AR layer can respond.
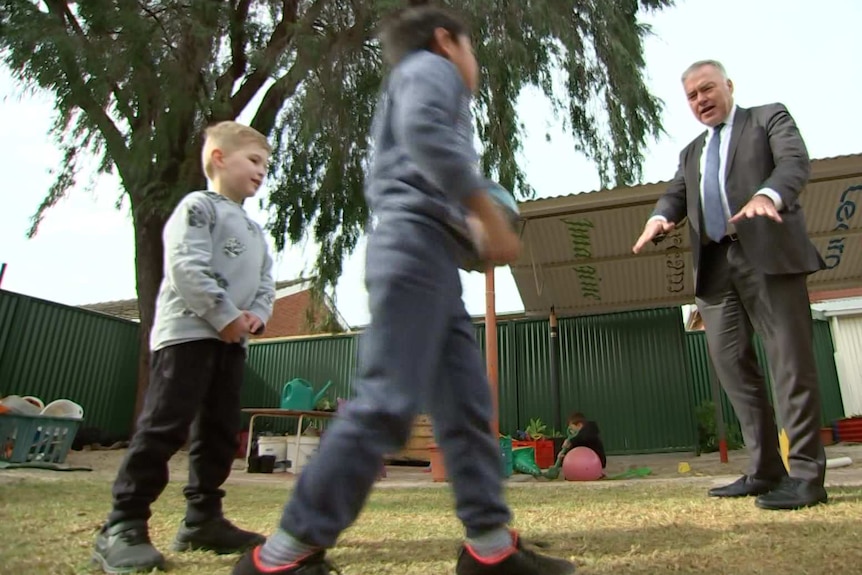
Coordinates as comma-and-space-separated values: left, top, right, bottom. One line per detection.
232, 547, 340, 574
172, 517, 266, 554
456, 532, 575, 575
92, 520, 166, 574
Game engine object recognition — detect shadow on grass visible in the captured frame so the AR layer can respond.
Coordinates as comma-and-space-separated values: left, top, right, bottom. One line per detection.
324, 516, 862, 574
333, 523, 717, 564
582, 517, 862, 574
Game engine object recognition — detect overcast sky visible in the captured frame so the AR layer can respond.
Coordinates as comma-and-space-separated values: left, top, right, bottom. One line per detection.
1, 0, 859, 328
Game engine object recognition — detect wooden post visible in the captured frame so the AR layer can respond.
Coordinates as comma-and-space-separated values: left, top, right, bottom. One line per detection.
485, 265, 499, 437
549, 307, 562, 433
711, 373, 729, 463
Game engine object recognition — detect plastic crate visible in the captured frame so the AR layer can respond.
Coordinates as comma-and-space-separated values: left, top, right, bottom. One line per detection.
512, 439, 555, 468
0, 413, 81, 464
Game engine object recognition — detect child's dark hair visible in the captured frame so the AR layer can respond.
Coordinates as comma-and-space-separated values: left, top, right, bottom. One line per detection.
568, 412, 586, 425
378, 0, 470, 68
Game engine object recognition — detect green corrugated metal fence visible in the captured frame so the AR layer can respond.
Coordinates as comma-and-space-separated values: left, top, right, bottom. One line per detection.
473, 308, 698, 455
244, 308, 699, 454
473, 324, 519, 436
511, 320, 553, 435
242, 334, 358, 433
685, 319, 845, 430
810, 320, 846, 425
0, 289, 139, 440
685, 332, 743, 437
1, 285, 845, 454
244, 334, 358, 408
557, 308, 698, 454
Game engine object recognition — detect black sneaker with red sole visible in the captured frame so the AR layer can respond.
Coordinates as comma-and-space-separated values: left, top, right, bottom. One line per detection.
456, 533, 576, 575
231, 547, 340, 575
232, 533, 573, 575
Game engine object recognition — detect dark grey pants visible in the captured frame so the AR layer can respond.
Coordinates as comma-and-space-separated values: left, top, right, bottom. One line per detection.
279, 217, 511, 547
696, 241, 826, 485
108, 339, 245, 526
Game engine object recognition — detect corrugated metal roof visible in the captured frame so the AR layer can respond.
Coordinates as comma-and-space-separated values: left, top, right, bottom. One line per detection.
519, 154, 862, 204
812, 297, 862, 316
80, 278, 312, 322
512, 154, 862, 317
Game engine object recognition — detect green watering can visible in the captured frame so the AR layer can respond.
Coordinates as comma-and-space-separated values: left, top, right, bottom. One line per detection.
280, 378, 333, 411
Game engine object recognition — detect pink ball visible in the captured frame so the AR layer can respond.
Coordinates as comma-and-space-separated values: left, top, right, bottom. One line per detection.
562, 447, 604, 481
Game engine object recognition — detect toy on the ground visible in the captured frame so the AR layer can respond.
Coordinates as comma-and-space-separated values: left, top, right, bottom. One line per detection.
606, 466, 652, 480
512, 446, 542, 477
562, 446, 604, 481
542, 465, 561, 480
826, 456, 853, 469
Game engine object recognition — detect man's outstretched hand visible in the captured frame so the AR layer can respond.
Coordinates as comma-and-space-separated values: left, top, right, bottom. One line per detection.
730, 195, 783, 224
633, 219, 676, 253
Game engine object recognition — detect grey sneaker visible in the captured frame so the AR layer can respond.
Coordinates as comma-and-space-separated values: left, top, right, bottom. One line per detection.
92, 520, 166, 574
172, 517, 265, 554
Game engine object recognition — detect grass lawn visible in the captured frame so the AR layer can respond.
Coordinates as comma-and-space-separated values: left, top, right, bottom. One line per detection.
1, 478, 861, 574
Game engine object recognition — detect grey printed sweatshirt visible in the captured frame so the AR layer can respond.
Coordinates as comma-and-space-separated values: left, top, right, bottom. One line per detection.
366, 50, 487, 262
150, 191, 276, 352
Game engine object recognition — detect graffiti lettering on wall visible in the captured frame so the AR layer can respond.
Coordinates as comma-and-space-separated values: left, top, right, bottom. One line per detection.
824, 184, 862, 269
562, 218, 602, 301
663, 230, 686, 294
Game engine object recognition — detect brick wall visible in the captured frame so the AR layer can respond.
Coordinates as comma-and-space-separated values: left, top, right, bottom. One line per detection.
251, 290, 339, 339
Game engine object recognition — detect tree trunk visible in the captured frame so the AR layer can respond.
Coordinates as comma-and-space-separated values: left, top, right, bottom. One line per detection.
132, 207, 167, 431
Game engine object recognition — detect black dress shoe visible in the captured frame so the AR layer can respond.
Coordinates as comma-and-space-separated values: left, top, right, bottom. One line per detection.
708, 475, 781, 498
755, 477, 827, 510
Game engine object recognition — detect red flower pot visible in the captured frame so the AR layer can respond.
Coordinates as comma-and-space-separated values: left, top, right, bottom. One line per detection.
835, 417, 862, 444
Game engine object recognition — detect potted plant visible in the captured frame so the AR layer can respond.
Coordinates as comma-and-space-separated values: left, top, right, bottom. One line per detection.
512, 418, 555, 468
834, 415, 862, 444
525, 417, 547, 441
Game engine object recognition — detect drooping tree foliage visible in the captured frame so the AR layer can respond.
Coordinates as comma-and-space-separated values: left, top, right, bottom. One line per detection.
0, 0, 671, 412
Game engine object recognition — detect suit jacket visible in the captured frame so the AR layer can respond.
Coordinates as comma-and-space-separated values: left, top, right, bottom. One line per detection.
652, 104, 825, 292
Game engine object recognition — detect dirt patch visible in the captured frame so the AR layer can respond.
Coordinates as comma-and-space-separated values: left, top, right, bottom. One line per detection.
4, 443, 861, 490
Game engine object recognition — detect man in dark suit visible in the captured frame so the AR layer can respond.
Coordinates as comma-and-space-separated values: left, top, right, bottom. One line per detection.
633, 60, 827, 510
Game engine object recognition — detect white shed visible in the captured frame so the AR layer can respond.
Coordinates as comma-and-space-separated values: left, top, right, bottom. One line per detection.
812, 297, 862, 417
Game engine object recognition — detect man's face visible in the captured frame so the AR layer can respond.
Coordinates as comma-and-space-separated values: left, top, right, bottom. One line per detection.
683, 64, 734, 127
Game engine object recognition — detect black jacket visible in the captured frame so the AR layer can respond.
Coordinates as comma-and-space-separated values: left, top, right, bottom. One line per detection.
569, 421, 607, 468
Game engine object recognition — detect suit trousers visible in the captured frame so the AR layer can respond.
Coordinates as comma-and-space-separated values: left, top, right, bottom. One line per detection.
695, 239, 826, 485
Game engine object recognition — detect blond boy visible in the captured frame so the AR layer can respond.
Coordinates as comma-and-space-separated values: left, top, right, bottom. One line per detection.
93, 121, 276, 573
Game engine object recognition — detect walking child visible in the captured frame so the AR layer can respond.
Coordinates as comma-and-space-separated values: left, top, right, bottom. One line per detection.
232, 3, 576, 574
93, 121, 277, 573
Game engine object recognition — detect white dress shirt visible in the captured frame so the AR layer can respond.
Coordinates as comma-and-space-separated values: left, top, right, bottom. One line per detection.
651, 105, 783, 233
